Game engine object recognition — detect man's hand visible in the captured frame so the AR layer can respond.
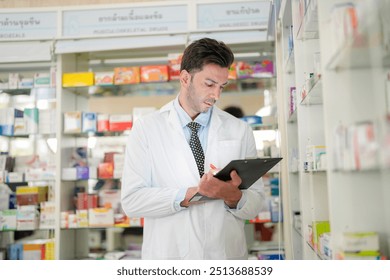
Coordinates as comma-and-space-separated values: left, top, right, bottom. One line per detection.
180, 186, 202, 208
198, 169, 242, 208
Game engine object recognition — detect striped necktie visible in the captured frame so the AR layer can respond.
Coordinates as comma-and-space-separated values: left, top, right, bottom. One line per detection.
187, 122, 205, 177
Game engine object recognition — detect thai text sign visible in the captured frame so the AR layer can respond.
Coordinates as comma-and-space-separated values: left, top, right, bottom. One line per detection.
62, 5, 188, 37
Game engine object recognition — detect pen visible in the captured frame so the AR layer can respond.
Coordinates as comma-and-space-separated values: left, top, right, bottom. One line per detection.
210, 164, 218, 175
210, 163, 217, 170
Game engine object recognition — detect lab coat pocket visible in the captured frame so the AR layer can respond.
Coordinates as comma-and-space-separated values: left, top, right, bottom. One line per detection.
217, 140, 242, 167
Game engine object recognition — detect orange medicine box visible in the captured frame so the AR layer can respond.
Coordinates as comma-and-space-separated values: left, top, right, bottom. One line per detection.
140, 65, 169, 83
62, 72, 94, 87
114, 67, 140, 85
98, 162, 114, 179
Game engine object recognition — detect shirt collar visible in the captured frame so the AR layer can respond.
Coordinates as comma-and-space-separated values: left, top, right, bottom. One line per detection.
173, 94, 212, 128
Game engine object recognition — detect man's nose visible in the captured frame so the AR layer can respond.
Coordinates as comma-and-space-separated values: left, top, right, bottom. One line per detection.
212, 87, 222, 100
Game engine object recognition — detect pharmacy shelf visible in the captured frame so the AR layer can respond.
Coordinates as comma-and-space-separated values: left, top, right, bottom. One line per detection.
277, 0, 390, 260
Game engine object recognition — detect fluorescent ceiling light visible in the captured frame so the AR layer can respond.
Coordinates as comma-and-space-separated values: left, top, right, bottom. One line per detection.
235, 52, 261, 58
89, 56, 170, 65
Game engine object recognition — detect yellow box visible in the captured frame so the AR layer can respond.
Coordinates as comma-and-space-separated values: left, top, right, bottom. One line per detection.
62, 72, 94, 87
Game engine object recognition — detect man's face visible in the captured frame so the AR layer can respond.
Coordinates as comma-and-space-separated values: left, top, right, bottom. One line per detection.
180, 63, 229, 119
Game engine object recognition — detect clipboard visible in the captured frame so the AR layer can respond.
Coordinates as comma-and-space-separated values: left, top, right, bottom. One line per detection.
189, 157, 282, 202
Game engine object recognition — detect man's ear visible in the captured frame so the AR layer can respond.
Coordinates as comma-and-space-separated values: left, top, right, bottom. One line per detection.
180, 70, 190, 87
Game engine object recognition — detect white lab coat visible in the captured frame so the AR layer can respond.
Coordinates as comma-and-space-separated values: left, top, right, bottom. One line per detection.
121, 100, 266, 259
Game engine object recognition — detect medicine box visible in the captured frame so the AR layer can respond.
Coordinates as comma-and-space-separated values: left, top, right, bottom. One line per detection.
140, 65, 169, 83
88, 208, 114, 227
24, 108, 39, 134
23, 243, 45, 260
34, 73, 51, 88
168, 55, 182, 81
16, 205, 39, 230
94, 72, 114, 85
98, 162, 114, 179
82, 112, 97, 133
97, 113, 110, 132
114, 67, 140, 85
16, 186, 48, 206
8, 73, 20, 89
98, 189, 121, 211
0, 108, 24, 136
312, 221, 330, 250
18, 78, 34, 89
76, 209, 89, 228
0, 209, 17, 230
64, 111, 82, 133
39, 201, 55, 229
8, 243, 23, 260
306, 145, 326, 171
341, 232, 379, 252
109, 114, 132, 131
62, 72, 94, 87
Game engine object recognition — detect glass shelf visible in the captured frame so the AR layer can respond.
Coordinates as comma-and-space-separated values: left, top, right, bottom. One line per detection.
0, 87, 56, 97
303, 169, 327, 174
62, 177, 121, 182
326, 41, 390, 71
284, 50, 295, 74
306, 242, 324, 260
287, 109, 297, 123
62, 77, 275, 98
300, 78, 322, 105
296, 0, 319, 41
63, 131, 130, 137
0, 228, 55, 232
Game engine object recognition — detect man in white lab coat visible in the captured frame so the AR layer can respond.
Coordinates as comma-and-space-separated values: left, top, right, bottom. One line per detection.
121, 38, 266, 259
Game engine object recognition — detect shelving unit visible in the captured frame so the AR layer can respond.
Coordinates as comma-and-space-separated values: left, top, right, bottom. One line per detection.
0, 61, 57, 259
0, 0, 280, 260
277, 0, 390, 260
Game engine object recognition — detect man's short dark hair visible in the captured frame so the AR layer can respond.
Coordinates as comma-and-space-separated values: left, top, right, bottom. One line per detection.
180, 38, 234, 74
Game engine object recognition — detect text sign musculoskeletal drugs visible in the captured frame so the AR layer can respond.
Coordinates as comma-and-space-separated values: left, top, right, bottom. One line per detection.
62, 5, 188, 37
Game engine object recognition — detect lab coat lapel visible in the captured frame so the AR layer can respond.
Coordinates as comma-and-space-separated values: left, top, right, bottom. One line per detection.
165, 102, 201, 183
205, 107, 223, 169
